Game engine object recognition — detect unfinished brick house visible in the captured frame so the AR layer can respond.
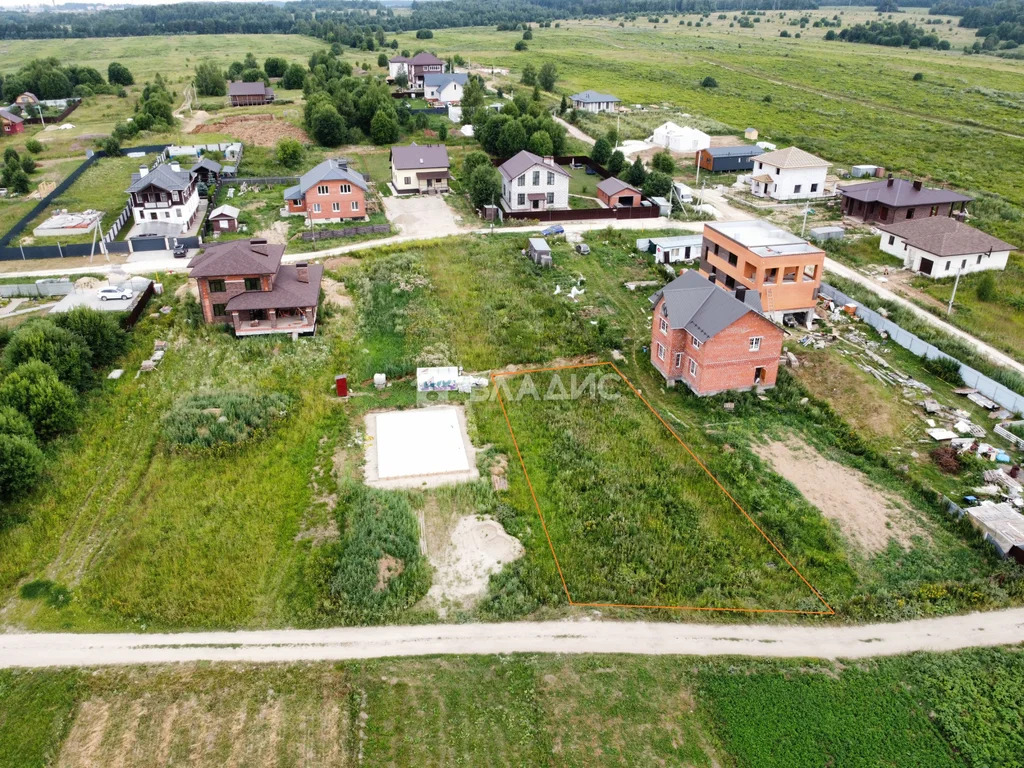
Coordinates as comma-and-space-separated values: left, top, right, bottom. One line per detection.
839, 176, 971, 225
649, 269, 783, 396
188, 238, 324, 338
699, 219, 823, 328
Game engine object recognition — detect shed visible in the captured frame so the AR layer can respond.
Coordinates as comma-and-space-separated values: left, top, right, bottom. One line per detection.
744, 127, 759, 140
965, 502, 1024, 564
596, 176, 642, 208
850, 165, 878, 178
645, 234, 704, 264
209, 204, 241, 233
650, 196, 671, 217
527, 238, 552, 267
809, 226, 844, 242
696, 145, 764, 173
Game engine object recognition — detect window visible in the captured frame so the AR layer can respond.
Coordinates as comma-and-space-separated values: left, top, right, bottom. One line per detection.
810, 183, 818, 193
879, 206, 889, 219
689, 358, 698, 376
764, 267, 778, 285
794, 184, 802, 194
404, 176, 411, 185
517, 193, 525, 206
208, 279, 226, 293
340, 184, 351, 194
757, 162, 763, 170
332, 202, 340, 212
546, 192, 554, 205
774, 167, 780, 175
930, 205, 938, 216
351, 200, 359, 211
244, 278, 261, 291
749, 336, 762, 352
727, 251, 738, 267
691, 336, 702, 350
518, 175, 526, 187
888, 235, 895, 245
317, 185, 329, 195
532, 171, 540, 185
673, 352, 683, 368
212, 303, 226, 317
175, 209, 181, 217
219, 220, 228, 230
961, 259, 967, 269
659, 317, 668, 334
803, 263, 817, 281
977, 254, 984, 264
656, 342, 666, 361
547, 171, 555, 185
313, 203, 321, 213
907, 208, 916, 219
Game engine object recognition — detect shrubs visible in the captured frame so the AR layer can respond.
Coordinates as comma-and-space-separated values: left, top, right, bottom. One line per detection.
2, 319, 93, 391
161, 392, 291, 450
0, 433, 44, 504
921, 354, 964, 386
275, 137, 304, 169
51, 308, 127, 369
701, 76, 719, 88
591, 136, 612, 165
0, 360, 78, 440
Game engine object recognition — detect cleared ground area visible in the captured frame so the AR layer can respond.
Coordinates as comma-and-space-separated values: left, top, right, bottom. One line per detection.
364, 405, 479, 489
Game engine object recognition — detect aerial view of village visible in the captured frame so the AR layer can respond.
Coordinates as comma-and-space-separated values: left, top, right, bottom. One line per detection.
0, 0, 1022, 764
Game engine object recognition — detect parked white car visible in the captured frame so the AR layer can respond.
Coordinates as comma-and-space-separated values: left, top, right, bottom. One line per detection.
98, 286, 133, 301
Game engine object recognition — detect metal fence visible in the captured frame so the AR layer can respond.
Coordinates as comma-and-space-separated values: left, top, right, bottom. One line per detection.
224, 176, 299, 186
299, 224, 389, 241
820, 282, 1024, 415
0, 282, 73, 298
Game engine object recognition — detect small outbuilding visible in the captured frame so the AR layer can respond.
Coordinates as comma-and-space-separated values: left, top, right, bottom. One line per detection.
744, 127, 759, 141
190, 157, 223, 184
527, 237, 552, 267
696, 145, 764, 173
642, 234, 704, 264
208, 204, 241, 233
596, 176, 642, 208
649, 122, 710, 153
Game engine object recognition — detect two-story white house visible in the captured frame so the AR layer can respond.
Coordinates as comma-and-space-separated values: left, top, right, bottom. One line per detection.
126, 162, 199, 235
569, 90, 620, 114
878, 217, 1016, 278
749, 147, 830, 202
388, 52, 446, 90
423, 73, 468, 105
498, 150, 570, 213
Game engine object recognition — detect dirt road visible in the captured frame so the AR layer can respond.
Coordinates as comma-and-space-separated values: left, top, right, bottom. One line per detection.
4, 610, 1024, 668
553, 115, 596, 146
824, 257, 1024, 378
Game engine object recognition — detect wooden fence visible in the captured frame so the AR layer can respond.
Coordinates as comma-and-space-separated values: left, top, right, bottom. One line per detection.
21, 99, 82, 125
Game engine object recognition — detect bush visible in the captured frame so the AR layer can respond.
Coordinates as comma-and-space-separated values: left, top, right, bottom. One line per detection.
642, 170, 673, 198
2, 319, 93, 391
651, 150, 675, 174
51, 307, 127, 368
25, 139, 43, 154
107, 61, 134, 86
462, 149, 491, 179
514, 40, 528, 51
922, 354, 964, 385
912, 72, 925, 81
0, 360, 78, 440
370, 110, 400, 145
264, 56, 287, 78
701, 76, 719, 88
624, 156, 648, 186
415, 29, 434, 39
101, 136, 121, 157
468, 164, 502, 209
0, 405, 34, 440
606, 150, 626, 175
275, 137, 304, 169
161, 392, 291, 450
975, 271, 997, 302
281, 63, 306, 90
0, 433, 44, 503
520, 63, 537, 86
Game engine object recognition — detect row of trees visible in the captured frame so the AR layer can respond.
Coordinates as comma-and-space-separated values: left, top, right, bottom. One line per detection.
1, 57, 134, 102
194, 53, 307, 97
0, 309, 128, 509
833, 19, 951, 48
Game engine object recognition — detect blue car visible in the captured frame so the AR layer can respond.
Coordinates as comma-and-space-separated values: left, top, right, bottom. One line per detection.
540, 225, 564, 236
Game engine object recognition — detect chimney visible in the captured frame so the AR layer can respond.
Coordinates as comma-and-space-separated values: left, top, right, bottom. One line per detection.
707, 272, 717, 285
249, 237, 268, 256
887, 175, 894, 188
913, 179, 923, 191
138, 165, 148, 178
544, 155, 555, 166
296, 262, 309, 283
735, 286, 747, 302
170, 162, 180, 173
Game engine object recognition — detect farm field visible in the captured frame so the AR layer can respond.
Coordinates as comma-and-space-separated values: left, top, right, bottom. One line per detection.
3, 646, 1023, 768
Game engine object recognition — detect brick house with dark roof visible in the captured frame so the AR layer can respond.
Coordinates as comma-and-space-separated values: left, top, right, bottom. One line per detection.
596, 177, 642, 208
388, 52, 445, 89
649, 269, 783, 396
228, 81, 275, 107
839, 176, 971, 224
188, 238, 323, 337
0, 108, 24, 135
283, 158, 368, 222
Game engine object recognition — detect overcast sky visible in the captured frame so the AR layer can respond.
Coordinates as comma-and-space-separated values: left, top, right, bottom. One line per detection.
0, 0, 281, 8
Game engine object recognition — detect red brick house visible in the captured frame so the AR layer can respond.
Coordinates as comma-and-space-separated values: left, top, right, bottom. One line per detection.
839, 176, 971, 225
283, 158, 368, 222
596, 176, 642, 207
228, 81, 275, 107
649, 270, 783, 396
188, 238, 324, 338
0, 108, 24, 135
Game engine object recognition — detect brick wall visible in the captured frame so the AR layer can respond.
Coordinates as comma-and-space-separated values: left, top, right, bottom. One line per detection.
198, 273, 271, 323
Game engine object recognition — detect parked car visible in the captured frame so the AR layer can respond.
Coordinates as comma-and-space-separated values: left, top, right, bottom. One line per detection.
173, 244, 188, 258
97, 287, 133, 302
575, 243, 591, 255
541, 225, 564, 236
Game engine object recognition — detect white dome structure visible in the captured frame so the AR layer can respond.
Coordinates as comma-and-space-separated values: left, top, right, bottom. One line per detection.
649, 121, 711, 153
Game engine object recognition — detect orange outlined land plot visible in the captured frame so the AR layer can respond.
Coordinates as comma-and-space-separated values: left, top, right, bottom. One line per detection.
492, 362, 833, 615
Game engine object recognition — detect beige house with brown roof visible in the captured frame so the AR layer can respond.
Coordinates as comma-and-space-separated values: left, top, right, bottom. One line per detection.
390, 144, 451, 194
750, 147, 831, 202
878, 217, 1016, 278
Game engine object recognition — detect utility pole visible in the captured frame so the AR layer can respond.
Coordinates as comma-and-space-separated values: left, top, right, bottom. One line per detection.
947, 265, 962, 315
36, 104, 45, 128
801, 203, 811, 237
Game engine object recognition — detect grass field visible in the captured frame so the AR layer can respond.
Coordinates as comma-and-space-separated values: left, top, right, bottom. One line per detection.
2, 646, 1023, 767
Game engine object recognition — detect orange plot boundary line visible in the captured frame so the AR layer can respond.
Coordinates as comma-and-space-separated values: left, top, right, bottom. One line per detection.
491, 361, 835, 616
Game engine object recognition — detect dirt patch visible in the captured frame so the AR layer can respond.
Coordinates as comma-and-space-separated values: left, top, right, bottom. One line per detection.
174, 279, 200, 301
321, 276, 353, 308
179, 109, 210, 134
376, 555, 404, 591
323, 255, 361, 270
425, 515, 524, 614
58, 699, 110, 768
192, 114, 308, 146
754, 439, 927, 554
253, 220, 290, 245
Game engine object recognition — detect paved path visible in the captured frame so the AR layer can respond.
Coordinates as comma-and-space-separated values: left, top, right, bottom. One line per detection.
553, 115, 596, 147
824, 257, 1024, 377
3, 609, 1024, 668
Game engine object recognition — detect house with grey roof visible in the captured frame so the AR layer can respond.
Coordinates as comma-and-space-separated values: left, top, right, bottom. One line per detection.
878, 216, 1016, 278
498, 150, 570, 213
190, 157, 223, 184
423, 73, 468, 104
126, 161, 199, 235
188, 238, 324, 338
750, 146, 831, 201
648, 269, 783, 395
839, 176, 971, 224
228, 80, 275, 107
283, 158, 369, 222
390, 143, 451, 194
570, 90, 620, 113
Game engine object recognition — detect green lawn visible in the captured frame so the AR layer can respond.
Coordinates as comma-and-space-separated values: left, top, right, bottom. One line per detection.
4, 647, 1024, 767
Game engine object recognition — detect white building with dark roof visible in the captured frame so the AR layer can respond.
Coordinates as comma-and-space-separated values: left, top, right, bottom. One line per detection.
878, 217, 1016, 278
423, 73, 468, 104
126, 162, 199, 234
390, 143, 451, 194
570, 90, 620, 113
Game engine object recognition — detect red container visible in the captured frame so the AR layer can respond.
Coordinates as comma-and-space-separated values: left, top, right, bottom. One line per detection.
335, 374, 348, 397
